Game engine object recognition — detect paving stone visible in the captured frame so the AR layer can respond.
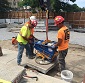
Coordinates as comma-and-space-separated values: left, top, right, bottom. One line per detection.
0, 49, 25, 83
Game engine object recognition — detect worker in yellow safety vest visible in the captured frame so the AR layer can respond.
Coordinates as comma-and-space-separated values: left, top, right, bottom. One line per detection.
16, 16, 37, 65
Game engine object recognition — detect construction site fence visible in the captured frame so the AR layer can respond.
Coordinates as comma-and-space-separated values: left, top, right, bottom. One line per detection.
61, 12, 85, 28
0, 11, 85, 28
0, 11, 56, 19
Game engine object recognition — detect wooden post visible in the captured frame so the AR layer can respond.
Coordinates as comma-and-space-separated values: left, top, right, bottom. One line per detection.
79, 12, 82, 28
0, 47, 3, 56
24, 10, 25, 23
46, 10, 48, 41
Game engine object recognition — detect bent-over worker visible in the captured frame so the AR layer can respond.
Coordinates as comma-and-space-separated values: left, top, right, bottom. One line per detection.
16, 16, 37, 65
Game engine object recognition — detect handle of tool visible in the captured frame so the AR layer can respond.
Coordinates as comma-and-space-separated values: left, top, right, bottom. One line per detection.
23, 75, 38, 81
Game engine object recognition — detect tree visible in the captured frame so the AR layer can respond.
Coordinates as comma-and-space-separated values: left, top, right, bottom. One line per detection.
19, 0, 85, 13
0, 0, 10, 12
81, 7, 85, 12
18, 0, 40, 13
18, 0, 39, 8
50, 0, 77, 13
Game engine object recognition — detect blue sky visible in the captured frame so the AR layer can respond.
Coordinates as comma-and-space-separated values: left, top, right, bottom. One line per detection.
70, 0, 85, 8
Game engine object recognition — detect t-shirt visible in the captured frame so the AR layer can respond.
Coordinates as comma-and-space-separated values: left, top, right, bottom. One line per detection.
17, 25, 31, 45
57, 26, 70, 51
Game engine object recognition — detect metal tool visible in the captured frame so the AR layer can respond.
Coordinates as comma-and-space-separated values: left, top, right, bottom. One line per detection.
23, 75, 38, 81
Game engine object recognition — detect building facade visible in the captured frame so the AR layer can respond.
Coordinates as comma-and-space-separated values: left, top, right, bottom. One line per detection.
7, 0, 20, 8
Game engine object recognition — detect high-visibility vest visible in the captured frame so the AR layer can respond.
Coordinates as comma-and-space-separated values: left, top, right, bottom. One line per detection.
17, 25, 31, 44
24, 21, 34, 35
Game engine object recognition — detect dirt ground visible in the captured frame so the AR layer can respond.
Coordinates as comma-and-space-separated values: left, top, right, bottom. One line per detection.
0, 39, 85, 83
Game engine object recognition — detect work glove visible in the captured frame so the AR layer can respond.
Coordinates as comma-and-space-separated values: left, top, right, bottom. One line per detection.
51, 44, 55, 48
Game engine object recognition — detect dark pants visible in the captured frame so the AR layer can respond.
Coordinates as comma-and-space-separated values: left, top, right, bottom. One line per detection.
29, 43, 34, 55
17, 43, 32, 64
57, 48, 68, 72
26, 38, 34, 56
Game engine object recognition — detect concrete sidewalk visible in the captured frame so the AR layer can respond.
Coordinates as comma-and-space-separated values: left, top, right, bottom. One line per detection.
0, 49, 26, 83
0, 49, 69, 83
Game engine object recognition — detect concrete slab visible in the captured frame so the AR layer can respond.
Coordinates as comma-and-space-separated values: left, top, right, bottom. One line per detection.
0, 24, 7, 28
0, 49, 69, 83
0, 49, 25, 83
0, 49, 57, 82
17, 49, 57, 74
26, 58, 56, 74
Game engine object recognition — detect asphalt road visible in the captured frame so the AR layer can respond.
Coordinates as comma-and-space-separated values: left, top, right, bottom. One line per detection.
0, 28, 85, 46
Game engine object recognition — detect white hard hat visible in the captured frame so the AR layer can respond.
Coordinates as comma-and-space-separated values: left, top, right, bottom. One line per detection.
29, 16, 37, 27
30, 16, 36, 20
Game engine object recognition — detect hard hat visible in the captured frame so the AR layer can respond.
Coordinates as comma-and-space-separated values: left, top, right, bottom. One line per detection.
31, 20, 37, 27
30, 16, 36, 20
54, 16, 64, 26
30, 16, 37, 27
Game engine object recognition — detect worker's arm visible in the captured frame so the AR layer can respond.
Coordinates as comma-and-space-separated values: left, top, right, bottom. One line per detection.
55, 38, 62, 47
21, 36, 30, 41
19, 31, 31, 42
21, 35, 38, 43
29, 34, 38, 40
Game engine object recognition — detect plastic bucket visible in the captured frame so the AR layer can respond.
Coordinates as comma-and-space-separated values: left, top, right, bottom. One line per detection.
61, 70, 73, 82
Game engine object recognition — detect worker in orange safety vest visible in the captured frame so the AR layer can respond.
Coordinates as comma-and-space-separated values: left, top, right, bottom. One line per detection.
54, 16, 70, 75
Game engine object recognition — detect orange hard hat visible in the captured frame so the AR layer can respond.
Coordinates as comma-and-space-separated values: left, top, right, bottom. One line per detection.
54, 16, 64, 26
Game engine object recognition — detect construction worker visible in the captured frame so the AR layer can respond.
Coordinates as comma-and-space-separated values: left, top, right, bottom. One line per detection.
16, 16, 37, 65
24, 16, 37, 56
54, 16, 70, 74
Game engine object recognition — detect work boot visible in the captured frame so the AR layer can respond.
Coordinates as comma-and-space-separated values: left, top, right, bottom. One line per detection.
28, 56, 35, 59
33, 53, 36, 56
17, 63, 21, 66
24, 65, 29, 69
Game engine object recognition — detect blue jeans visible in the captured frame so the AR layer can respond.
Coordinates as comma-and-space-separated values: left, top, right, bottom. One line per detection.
17, 42, 32, 64
57, 48, 68, 72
